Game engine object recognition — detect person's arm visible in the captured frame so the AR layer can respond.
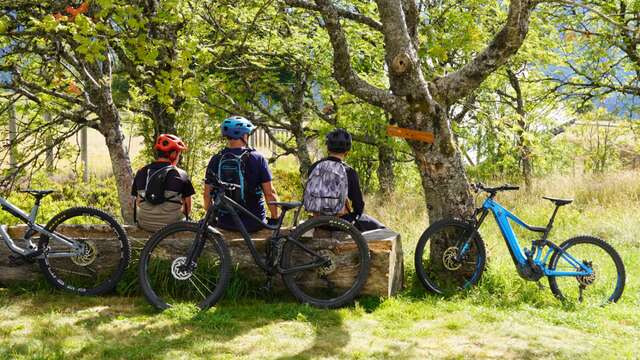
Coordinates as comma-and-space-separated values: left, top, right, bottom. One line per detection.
347, 168, 365, 219
203, 183, 213, 211
183, 196, 192, 216
261, 181, 279, 219
203, 156, 218, 211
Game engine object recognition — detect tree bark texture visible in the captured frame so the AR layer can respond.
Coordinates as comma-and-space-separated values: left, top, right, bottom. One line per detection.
94, 90, 134, 223
377, 143, 395, 195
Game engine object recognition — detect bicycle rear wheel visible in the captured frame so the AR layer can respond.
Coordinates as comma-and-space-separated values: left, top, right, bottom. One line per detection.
281, 216, 370, 308
138, 222, 231, 310
38, 207, 130, 296
414, 219, 486, 295
548, 236, 625, 306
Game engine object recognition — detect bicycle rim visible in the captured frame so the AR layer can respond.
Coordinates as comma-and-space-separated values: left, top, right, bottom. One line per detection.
139, 222, 230, 310
415, 220, 485, 295
39, 207, 129, 295
549, 237, 625, 306
281, 217, 370, 308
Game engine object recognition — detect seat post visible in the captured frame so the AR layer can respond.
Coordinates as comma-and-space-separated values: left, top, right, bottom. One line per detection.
29, 197, 43, 223
542, 205, 561, 240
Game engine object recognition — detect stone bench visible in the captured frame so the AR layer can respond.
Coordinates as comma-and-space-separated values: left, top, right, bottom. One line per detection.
1, 224, 403, 297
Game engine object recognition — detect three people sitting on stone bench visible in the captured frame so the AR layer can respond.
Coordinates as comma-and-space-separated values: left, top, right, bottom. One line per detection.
131, 117, 385, 233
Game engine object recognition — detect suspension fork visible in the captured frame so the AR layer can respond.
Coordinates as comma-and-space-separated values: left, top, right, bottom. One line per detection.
184, 204, 217, 271
457, 208, 488, 260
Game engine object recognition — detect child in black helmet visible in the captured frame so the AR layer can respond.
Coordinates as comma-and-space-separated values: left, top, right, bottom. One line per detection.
307, 128, 385, 231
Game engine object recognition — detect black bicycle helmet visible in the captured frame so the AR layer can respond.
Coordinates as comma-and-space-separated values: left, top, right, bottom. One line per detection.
326, 128, 352, 153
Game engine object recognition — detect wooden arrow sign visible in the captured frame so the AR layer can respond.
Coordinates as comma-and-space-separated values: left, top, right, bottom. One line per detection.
386, 125, 434, 143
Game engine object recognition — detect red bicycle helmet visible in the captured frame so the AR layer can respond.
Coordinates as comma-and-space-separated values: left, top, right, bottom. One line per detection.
154, 134, 187, 163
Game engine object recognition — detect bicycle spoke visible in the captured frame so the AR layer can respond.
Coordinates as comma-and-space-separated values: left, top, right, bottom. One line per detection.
192, 273, 213, 294
549, 237, 625, 306
139, 223, 230, 310
281, 217, 370, 308
189, 278, 207, 300
49, 266, 94, 278
40, 208, 129, 295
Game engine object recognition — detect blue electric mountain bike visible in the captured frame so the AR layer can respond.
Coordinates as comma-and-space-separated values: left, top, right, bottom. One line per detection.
415, 184, 625, 305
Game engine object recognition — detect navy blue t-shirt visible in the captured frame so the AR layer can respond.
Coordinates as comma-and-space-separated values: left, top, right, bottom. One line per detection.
205, 148, 272, 232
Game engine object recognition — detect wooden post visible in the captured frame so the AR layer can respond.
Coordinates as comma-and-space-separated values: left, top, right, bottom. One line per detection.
8, 103, 17, 172
81, 125, 89, 182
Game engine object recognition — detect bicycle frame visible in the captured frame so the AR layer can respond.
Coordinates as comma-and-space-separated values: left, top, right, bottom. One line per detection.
0, 197, 84, 258
478, 197, 593, 278
186, 189, 326, 276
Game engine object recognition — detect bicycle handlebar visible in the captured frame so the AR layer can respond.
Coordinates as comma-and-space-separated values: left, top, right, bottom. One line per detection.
204, 174, 239, 192
473, 183, 520, 194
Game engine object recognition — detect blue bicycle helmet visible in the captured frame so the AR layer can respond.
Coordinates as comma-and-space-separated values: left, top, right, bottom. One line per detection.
221, 116, 256, 139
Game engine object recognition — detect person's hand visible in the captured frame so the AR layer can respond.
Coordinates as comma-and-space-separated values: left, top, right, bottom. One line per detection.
267, 217, 279, 226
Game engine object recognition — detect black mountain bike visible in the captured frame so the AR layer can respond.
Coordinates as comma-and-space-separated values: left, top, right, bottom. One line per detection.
138, 177, 370, 310
1, 190, 130, 295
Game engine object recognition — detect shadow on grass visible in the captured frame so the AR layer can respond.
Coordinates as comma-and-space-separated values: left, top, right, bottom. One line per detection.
1, 285, 353, 359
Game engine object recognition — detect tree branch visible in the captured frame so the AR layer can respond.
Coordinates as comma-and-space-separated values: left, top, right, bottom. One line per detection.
310, 0, 408, 117
284, 0, 384, 32
434, 0, 537, 105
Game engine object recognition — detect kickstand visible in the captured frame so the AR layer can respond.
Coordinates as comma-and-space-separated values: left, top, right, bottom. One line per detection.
578, 284, 585, 303
536, 281, 545, 290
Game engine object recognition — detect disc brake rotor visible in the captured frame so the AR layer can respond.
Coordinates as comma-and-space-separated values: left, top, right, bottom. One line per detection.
71, 240, 98, 266
443, 246, 463, 271
317, 249, 337, 276
171, 257, 193, 281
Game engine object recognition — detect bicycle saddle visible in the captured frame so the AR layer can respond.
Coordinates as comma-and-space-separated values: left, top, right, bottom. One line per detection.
269, 201, 303, 210
542, 196, 573, 206
20, 189, 56, 198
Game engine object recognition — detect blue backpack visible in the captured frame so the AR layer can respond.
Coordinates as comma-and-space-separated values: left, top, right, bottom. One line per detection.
217, 148, 262, 206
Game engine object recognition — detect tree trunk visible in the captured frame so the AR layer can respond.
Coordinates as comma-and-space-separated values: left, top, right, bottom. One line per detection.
292, 124, 313, 178
97, 102, 134, 224
405, 111, 475, 273
521, 145, 532, 189
150, 99, 177, 138
411, 144, 474, 222
377, 143, 395, 195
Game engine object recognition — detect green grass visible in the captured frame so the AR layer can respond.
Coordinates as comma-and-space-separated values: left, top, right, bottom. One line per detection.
1, 171, 640, 359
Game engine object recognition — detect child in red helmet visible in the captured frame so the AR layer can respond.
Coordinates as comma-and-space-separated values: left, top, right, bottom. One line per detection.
131, 134, 195, 231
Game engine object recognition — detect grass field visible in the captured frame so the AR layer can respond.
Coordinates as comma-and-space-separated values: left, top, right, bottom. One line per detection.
1, 171, 639, 359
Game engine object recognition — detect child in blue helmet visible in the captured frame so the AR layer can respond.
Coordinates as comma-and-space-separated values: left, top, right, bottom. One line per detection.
204, 116, 279, 232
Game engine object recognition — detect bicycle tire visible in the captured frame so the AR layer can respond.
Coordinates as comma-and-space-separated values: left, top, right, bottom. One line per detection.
138, 221, 231, 310
281, 216, 370, 308
548, 235, 625, 305
414, 219, 486, 295
38, 206, 130, 296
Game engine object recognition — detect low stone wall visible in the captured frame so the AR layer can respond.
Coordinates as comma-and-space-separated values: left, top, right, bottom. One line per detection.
1, 224, 403, 297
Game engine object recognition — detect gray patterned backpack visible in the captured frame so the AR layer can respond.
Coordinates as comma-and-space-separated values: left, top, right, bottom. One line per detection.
303, 159, 349, 215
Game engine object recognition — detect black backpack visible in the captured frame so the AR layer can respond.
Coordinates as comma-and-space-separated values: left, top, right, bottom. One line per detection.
143, 165, 184, 205
217, 148, 262, 206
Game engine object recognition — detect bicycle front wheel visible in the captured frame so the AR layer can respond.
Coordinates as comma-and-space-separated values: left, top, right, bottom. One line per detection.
281, 216, 370, 308
138, 222, 231, 310
548, 236, 625, 306
39, 207, 130, 296
414, 219, 486, 295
